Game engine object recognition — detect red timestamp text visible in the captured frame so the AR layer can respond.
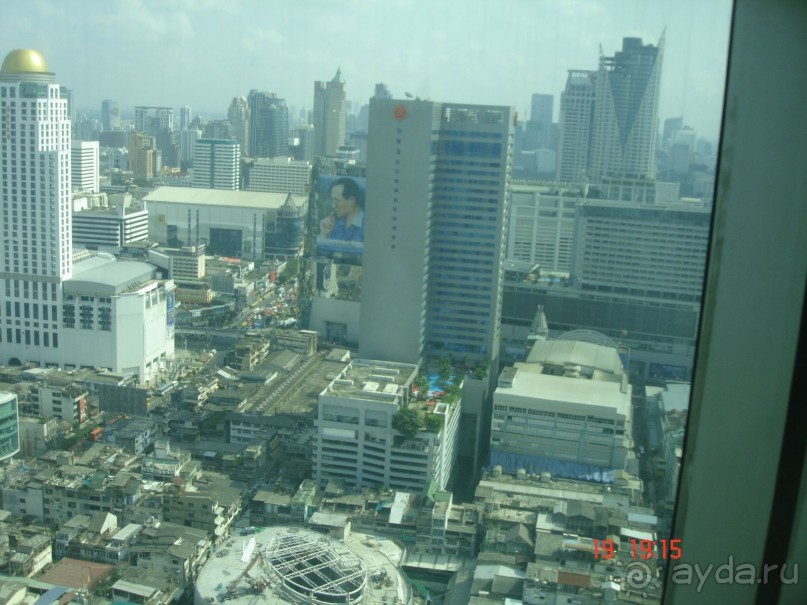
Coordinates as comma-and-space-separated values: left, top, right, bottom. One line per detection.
593, 538, 683, 560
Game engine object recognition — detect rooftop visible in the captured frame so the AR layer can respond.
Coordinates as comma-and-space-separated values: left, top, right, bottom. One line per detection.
65, 256, 161, 296
144, 186, 307, 210
195, 526, 409, 605
321, 359, 417, 404
496, 369, 630, 417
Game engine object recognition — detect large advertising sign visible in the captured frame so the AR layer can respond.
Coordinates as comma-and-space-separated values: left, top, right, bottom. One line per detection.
166, 291, 175, 338
315, 175, 366, 258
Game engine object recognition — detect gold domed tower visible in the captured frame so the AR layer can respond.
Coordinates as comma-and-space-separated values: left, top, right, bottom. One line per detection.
0, 49, 54, 83
0, 47, 71, 369
1, 49, 49, 73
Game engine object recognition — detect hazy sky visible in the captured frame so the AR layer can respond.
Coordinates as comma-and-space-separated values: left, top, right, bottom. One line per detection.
0, 0, 732, 140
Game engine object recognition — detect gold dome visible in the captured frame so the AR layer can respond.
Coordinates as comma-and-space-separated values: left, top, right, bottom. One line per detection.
1, 49, 49, 74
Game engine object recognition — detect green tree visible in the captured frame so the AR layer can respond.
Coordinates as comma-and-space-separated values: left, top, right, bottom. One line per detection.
437, 356, 452, 389
473, 359, 490, 380
423, 414, 444, 433
415, 374, 430, 397
277, 258, 299, 284
392, 407, 422, 438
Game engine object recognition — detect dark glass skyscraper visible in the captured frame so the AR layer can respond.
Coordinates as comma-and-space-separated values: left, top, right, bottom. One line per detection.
247, 90, 289, 158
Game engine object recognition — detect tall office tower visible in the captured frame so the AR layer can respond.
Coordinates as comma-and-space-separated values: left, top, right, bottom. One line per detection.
290, 125, 314, 162
0, 50, 73, 361
134, 106, 175, 167
247, 90, 289, 158
661, 116, 684, 151
588, 35, 664, 180
312, 68, 347, 157
555, 70, 596, 182
128, 131, 155, 180
360, 99, 513, 366
179, 128, 201, 168
373, 83, 392, 99
134, 106, 174, 135
227, 96, 249, 157
179, 105, 192, 131
71, 140, 100, 193
65, 88, 77, 135
192, 139, 240, 190
525, 93, 553, 150
203, 119, 232, 140
101, 99, 120, 131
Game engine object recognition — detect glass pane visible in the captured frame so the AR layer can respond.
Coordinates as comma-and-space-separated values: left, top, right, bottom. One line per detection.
0, 1, 733, 603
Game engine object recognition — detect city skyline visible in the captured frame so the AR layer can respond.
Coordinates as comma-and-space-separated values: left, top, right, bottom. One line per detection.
0, 0, 732, 141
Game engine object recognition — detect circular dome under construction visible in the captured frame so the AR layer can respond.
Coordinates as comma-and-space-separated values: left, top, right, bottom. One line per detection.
194, 526, 412, 604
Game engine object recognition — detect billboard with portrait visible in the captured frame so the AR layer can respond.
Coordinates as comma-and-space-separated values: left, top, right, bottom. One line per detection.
314, 174, 366, 258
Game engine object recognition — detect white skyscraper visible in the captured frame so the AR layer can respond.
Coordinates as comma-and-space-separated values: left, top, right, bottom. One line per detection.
556, 70, 596, 183
0, 50, 73, 360
1, 50, 176, 381
71, 140, 100, 193
192, 139, 240, 190
360, 99, 513, 366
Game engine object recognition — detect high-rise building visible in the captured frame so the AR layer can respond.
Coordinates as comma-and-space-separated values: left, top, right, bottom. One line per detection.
588, 35, 664, 180
373, 83, 392, 99
555, 70, 596, 182
101, 99, 120, 131
524, 93, 553, 150
360, 99, 513, 366
179, 105, 192, 131
227, 96, 249, 157
71, 140, 100, 193
0, 53, 74, 359
0, 392, 20, 461
0, 50, 175, 382
313, 359, 461, 491
243, 157, 311, 195
179, 128, 201, 168
507, 182, 585, 272
312, 69, 347, 157
128, 131, 155, 180
290, 125, 314, 162
192, 139, 240, 190
571, 199, 710, 303
135, 105, 173, 135
134, 105, 176, 168
247, 90, 288, 158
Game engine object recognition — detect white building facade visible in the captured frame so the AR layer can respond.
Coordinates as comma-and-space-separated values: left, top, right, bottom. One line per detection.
490, 339, 632, 480
71, 139, 99, 193
192, 138, 240, 190
313, 359, 461, 492
508, 183, 586, 272
145, 186, 307, 259
245, 156, 311, 195
360, 99, 513, 366
61, 257, 175, 380
0, 50, 74, 366
571, 200, 711, 303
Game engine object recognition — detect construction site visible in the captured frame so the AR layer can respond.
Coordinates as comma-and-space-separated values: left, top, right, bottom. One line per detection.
194, 526, 413, 605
